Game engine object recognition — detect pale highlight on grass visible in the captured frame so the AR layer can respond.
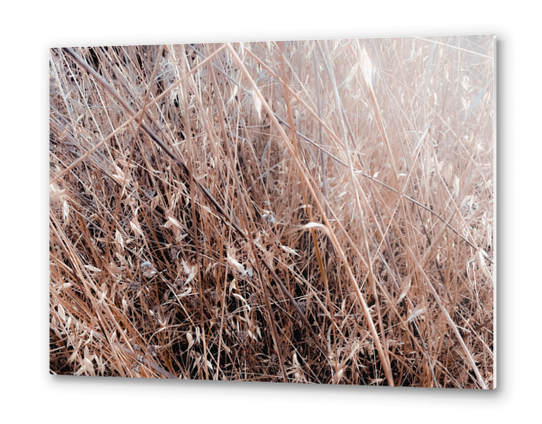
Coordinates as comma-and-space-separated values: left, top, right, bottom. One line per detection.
50, 36, 495, 388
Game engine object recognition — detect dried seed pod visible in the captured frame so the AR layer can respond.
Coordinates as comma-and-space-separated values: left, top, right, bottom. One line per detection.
170, 247, 180, 261
128, 281, 141, 292
172, 278, 185, 291
262, 213, 275, 224
187, 295, 200, 309
248, 293, 258, 307
141, 261, 157, 278
238, 330, 248, 344
209, 290, 218, 303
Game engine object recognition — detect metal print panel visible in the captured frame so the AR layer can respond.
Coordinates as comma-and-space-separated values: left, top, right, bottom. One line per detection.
49, 36, 495, 388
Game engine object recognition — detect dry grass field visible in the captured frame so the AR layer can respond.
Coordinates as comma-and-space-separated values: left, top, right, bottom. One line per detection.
49, 36, 495, 388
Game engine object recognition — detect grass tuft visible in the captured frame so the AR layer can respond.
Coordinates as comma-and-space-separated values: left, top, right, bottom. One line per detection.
50, 37, 494, 388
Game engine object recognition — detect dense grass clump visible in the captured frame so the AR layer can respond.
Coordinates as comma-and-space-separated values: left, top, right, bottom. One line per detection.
49, 37, 494, 388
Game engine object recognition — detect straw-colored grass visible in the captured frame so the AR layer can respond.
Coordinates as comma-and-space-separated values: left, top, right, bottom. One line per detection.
49, 36, 494, 388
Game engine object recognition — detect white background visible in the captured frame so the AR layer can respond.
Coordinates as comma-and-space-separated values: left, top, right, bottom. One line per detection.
1, 1, 538, 422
